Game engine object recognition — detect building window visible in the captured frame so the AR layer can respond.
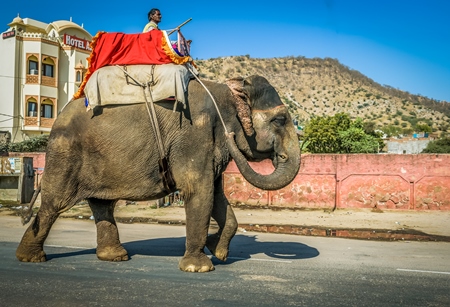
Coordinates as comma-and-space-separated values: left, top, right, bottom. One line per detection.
28, 59, 38, 75
42, 57, 55, 78
43, 63, 54, 77
27, 101, 38, 117
75, 60, 86, 85
41, 104, 53, 118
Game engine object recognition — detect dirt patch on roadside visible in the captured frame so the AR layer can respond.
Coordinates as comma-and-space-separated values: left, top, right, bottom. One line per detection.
1, 200, 449, 240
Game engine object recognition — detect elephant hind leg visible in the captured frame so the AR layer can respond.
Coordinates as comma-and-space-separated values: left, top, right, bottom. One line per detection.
88, 198, 128, 261
206, 178, 238, 262
16, 207, 60, 262
207, 205, 238, 262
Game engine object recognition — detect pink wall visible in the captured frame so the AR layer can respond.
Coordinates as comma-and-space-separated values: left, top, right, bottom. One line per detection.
9, 153, 450, 210
6, 153, 45, 188
224, 154, 450, 211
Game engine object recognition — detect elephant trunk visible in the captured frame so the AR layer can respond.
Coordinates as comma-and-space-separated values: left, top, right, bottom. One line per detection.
225, 133, 300, 191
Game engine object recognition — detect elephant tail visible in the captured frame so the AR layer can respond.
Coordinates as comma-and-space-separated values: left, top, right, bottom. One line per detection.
21, 182, 41, 225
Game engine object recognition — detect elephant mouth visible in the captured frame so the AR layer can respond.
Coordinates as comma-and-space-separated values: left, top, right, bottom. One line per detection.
225, 133, 300, 191
271, 152, 287, 169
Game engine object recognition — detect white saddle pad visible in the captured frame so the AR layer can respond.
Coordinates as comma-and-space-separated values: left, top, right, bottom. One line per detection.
84, 63, 195, 109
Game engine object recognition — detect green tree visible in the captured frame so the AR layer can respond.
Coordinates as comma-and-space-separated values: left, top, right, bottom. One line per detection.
381, 125, 402, 137
362, 120, 384, 150
303, 116, 342, 153
339, 127, 380, 153
415, 123, 432, 133
303, 113, 382, 153
363, 121, 376, 135
402, 128, 414, 136
421, 137, 450, 153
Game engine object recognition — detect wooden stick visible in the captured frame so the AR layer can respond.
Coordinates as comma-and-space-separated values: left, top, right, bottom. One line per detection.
168, 18, 192, 35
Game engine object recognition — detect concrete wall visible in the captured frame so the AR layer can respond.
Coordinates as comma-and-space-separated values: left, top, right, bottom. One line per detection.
387, 139, 430, 154
224, 154, 450, 211
7, 152, 450, 211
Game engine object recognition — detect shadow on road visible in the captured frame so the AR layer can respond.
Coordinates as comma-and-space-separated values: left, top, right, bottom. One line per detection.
227, 234, 319, 261
122, 234, 319, 264
46, 248, 97, 260
45, 234, 319, 264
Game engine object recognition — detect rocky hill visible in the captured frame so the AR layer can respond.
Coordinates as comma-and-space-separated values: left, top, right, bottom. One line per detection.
194, 56, 450, 136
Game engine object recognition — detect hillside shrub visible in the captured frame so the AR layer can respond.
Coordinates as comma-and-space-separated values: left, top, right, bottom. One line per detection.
422, 137, 450, 153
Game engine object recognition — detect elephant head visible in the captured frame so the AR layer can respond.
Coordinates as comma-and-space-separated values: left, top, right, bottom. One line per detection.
225, 75, 301, 190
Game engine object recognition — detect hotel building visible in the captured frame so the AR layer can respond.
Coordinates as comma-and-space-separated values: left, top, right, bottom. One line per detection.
0, 15, 92, 142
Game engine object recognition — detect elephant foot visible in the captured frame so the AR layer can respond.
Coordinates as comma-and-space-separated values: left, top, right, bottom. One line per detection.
206, 233, 229, 262
96, 245, 129, 262
16, 244, 47, 262
179, 253, 214, 273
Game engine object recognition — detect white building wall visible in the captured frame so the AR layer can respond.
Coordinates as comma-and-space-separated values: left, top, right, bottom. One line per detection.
58, 49, 71, 110
0, 31, 18, 138
21, 37, 42, 54
387, 139, 430, 154
67, 51, 90, 105
41, 41, 59, 57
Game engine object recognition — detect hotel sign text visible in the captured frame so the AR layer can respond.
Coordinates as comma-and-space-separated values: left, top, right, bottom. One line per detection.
2, 29, 16, 39
63, 34, 91, 51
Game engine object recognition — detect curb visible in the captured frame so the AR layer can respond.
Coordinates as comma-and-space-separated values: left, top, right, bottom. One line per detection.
111, 216, 450, 243
6, 211, 450, 243
238, 224, 450, 242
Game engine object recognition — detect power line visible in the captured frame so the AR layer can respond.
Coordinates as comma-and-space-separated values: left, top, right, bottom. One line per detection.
0, 125, 23, 129
0, 112, 23, 117
0, 118, 15, 123
0, 74, 82, 85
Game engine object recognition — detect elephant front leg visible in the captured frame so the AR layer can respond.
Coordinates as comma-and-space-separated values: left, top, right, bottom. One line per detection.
88, 198, 128, 261
179, 191, 215, 273
206, 177, 238, 262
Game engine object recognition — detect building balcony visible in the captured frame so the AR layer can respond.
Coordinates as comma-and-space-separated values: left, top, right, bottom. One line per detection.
42, 76, 56, 87
26, 74, 39, 84
23, 116, 54, 131
25, 75, 56, 87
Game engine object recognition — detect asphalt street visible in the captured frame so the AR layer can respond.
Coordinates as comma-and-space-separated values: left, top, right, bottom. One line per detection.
0, 217, 449, 306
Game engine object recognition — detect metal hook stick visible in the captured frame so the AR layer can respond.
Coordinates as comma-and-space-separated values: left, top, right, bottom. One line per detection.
168, 18, 192, 35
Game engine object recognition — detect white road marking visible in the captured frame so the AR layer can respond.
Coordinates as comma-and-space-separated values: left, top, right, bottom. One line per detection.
46, 244, 92, 249
397, 268, 450, 275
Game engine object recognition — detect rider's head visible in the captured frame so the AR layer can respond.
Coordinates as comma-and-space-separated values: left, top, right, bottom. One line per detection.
148, 8, 162, 24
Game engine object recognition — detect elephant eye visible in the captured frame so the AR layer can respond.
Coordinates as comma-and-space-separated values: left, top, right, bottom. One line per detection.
271, 116, 286, 127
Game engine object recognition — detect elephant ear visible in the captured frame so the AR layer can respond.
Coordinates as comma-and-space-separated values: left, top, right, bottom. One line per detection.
226, 77, 254, 136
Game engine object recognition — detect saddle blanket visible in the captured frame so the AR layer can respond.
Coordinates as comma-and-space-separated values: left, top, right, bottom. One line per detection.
84, 63, 195, 109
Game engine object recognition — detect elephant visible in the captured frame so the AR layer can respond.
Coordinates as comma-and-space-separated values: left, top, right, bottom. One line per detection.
16, 74, 301, 272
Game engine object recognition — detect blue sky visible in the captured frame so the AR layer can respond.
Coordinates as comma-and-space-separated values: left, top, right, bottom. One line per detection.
2, 1, 449, 102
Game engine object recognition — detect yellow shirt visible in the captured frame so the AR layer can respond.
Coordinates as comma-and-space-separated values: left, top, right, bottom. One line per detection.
143, 21, 159, 33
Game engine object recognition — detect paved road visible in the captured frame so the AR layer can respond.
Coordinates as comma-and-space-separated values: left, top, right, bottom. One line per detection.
0, 217, 449, 306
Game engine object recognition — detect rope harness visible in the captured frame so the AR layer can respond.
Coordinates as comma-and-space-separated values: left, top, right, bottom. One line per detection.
118, 64, 176, 193
116, 64, 232, 193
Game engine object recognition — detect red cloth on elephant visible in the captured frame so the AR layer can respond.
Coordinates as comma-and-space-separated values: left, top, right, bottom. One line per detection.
89, 30, 173, 66
73, 30, 188, 100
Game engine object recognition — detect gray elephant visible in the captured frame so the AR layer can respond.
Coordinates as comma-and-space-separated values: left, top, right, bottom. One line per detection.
16, 75, 301, 272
